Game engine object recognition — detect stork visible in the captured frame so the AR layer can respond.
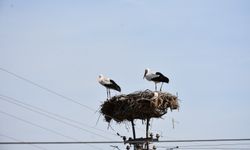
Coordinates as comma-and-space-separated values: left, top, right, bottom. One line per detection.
143, 68, 169, 91
98, 74, 121, 99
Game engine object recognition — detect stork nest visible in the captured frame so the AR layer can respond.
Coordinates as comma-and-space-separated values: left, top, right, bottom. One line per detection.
100, 89, 179, 123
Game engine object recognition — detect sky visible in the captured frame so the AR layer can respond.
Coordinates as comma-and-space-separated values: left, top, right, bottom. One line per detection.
1, 0, 250, 150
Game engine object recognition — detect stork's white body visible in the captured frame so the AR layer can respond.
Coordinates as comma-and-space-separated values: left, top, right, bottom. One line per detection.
143, 68, 169, 91
144, 69, 160, 82
98, 74, 121, 99
98, 75, 111, 85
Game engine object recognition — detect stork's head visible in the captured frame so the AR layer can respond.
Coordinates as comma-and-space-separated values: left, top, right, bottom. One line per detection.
143, 68, 149, 79
98, 74, 103, 82
98, 74, 103, 78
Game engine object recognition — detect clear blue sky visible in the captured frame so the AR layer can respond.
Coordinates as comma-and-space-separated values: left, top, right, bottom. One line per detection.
1, 0, 250, 150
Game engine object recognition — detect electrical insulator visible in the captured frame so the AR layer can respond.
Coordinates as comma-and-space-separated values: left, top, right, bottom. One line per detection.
153, 145, 156, 150
150, 133, 153, 138
156, 133, 160, 139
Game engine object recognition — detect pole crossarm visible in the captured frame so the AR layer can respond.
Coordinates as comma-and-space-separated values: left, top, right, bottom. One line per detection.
125, 138, 159, 144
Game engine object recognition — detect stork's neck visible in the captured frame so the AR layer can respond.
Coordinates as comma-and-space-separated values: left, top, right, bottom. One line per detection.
146, 69, 153, 75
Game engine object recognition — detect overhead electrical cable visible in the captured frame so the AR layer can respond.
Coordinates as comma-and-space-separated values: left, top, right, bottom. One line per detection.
0, 133, 48, 150
173, 143, 250, 148
1, 138, 250, 145
0, 94, 117, 137
0, 67, 95, 112
0, 110, 79, 141
0, 67, 122, 129
0, 96, 114, 140
0, 110, 103, 150
0, 67, 121, 136
156, 143, 250, 150
170, 148, 250, 150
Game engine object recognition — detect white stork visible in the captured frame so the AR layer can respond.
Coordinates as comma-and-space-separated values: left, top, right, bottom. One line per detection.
143, 68, 169, 91
98, 74, 121, 99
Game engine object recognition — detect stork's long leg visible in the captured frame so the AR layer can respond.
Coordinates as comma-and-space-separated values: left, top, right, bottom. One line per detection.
155, 83, 157, 91
108, 89, 111, 98
106, 88, 109, 99
160, 82, 163, 91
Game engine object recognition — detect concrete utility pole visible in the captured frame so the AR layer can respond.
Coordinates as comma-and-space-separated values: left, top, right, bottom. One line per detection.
124, 120, 160, 150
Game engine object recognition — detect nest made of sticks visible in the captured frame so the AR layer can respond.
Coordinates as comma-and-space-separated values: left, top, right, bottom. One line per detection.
100, 89, 179, 123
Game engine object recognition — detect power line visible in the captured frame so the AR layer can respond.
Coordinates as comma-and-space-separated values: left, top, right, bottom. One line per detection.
0, 133, 48, 150
0, 67, 95, 112
173, 148, 250, 150
157, 139, 250, 143
0, 94, 117, 137
0, 110, 78, 141
1, 139, 250, 145
171, 143, 250, 148
157, 143, 250, 150
0, 95, 115, 140
0, 141, 122, 145
0, 110, 103, 150
0, 67, 122, 129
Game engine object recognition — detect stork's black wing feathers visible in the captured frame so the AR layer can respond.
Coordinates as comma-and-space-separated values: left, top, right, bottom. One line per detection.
155, 72, 164, 76
109, 80, 121, 92
156, 72, 169, 83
